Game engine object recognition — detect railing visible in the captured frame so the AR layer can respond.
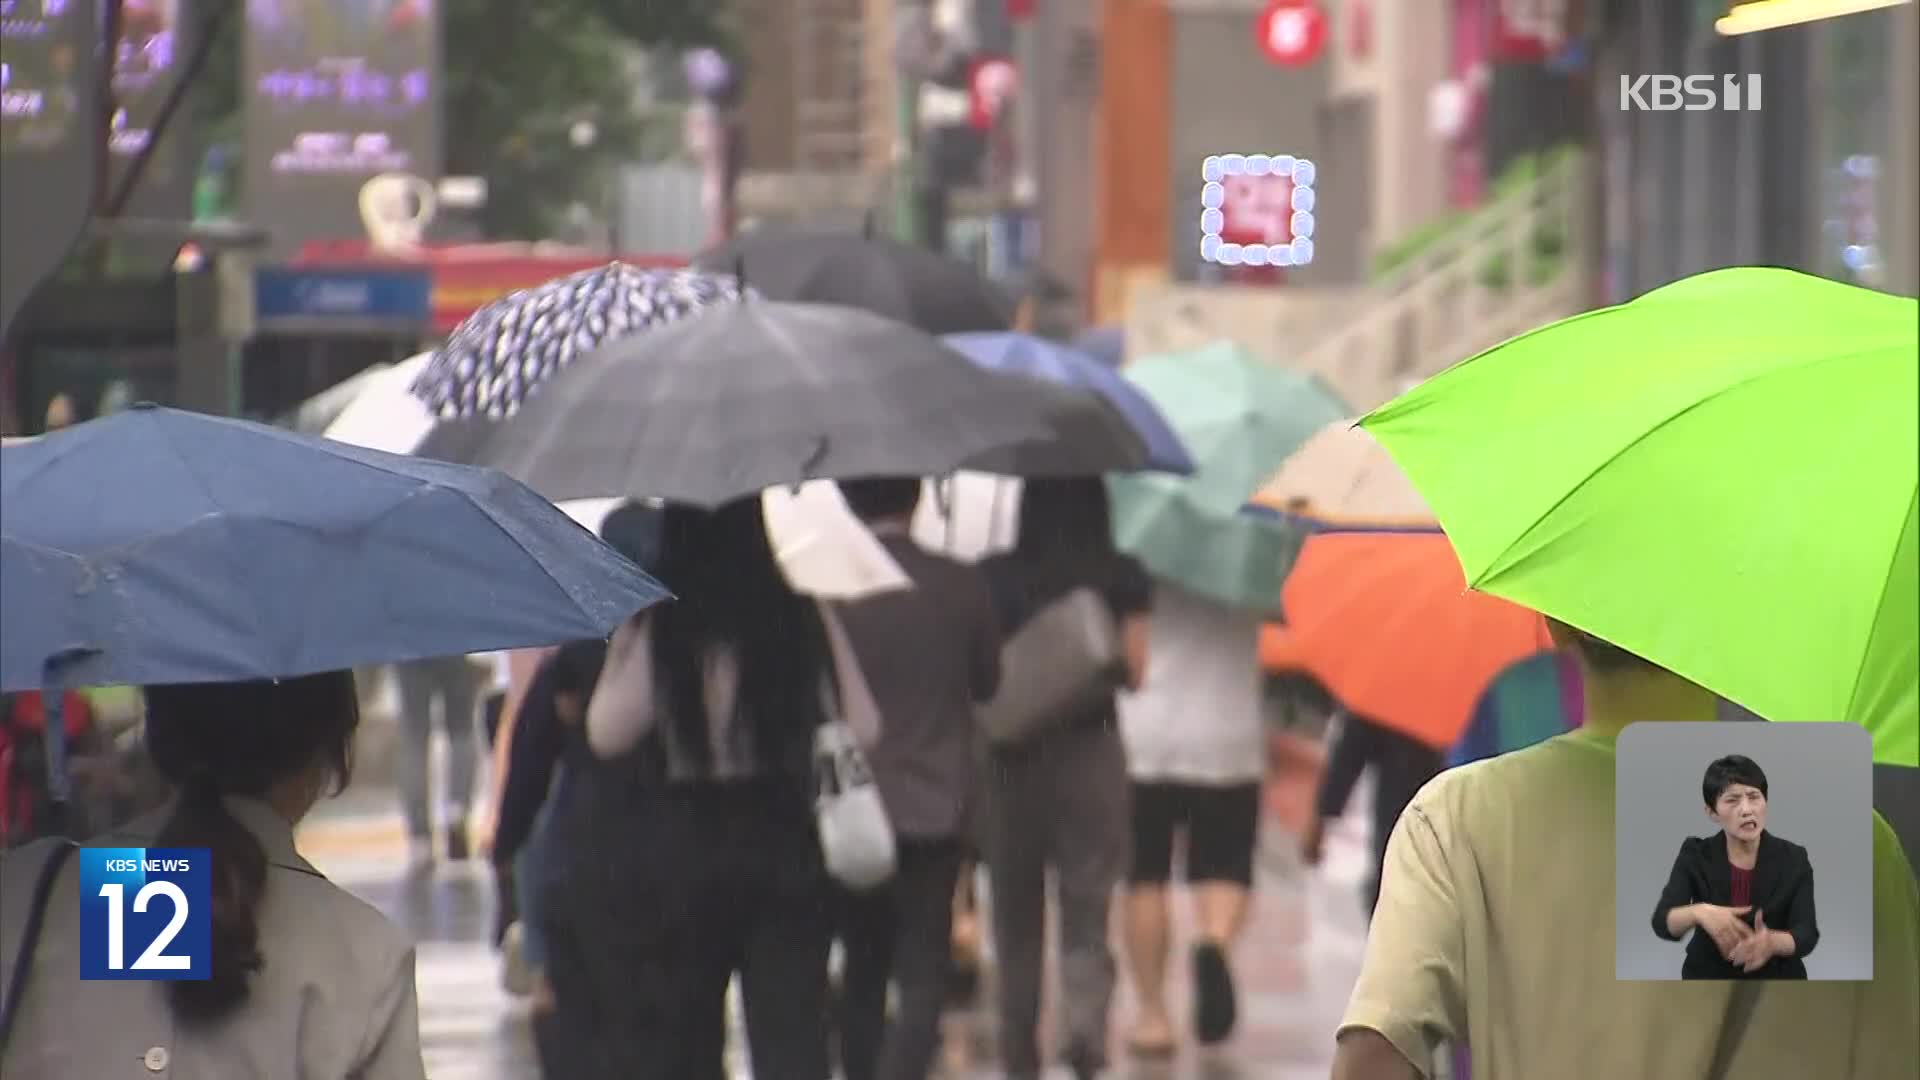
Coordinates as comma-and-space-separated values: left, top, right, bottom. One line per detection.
1298, 149, 1592, 411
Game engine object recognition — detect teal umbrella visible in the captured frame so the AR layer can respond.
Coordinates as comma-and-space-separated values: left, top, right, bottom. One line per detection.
1109, 474, 1307, 611
1110, 343, 1347, 610
1120, 342, 1348, 515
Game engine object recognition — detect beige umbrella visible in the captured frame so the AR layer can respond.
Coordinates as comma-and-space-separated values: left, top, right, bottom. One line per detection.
1254, 419, 1434, 524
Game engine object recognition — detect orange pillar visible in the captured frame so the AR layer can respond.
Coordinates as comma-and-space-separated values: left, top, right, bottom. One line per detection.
1092, 0, 1174, 328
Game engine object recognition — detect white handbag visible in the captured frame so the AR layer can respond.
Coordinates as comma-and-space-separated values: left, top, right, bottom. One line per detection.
813, 718, 897, 889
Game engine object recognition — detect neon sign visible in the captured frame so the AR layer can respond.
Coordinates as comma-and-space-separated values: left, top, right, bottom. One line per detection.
1200, 153, 1317, 267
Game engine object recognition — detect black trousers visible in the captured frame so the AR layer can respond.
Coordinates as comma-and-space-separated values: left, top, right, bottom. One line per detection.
1315, 713, 1445, 916
541, 778, 833, 1080
833, 837, 965, 1080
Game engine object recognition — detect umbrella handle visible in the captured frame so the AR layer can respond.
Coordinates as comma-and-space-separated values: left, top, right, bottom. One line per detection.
800, 436, 829, 484
37, 649, 100, 810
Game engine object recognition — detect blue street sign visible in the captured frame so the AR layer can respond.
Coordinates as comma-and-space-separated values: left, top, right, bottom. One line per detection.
254, 268, 433, 325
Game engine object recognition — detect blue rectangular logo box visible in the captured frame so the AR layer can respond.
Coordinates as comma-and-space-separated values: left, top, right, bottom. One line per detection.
78, 847, 211, 981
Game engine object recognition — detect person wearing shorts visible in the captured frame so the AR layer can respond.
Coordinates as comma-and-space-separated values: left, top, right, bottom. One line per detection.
1117, 581, 1268, 1058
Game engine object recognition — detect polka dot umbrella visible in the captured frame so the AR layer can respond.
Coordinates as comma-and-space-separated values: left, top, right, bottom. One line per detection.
409, 262, 746, 419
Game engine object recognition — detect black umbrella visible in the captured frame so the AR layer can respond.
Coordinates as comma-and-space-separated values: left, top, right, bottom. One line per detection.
420, 300, 1147, 507
693, 225, 1012, 334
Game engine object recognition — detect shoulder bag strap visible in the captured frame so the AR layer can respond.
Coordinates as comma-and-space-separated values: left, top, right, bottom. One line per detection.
0, 839, 79, 1054
1704, 981, 1763, 1080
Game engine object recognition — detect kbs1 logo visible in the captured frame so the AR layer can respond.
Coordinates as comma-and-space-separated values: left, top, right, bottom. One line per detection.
1619, 74, 1762, 112
78, 847, 211, 981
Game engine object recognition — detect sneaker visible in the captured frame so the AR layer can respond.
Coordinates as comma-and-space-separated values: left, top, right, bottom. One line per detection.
445, 822, 470, 862
500, 922, 533, 996
1192, 941, 1238, 1045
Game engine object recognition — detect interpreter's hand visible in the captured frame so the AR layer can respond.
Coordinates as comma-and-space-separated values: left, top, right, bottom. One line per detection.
1727, 910, 1788, 972
1300, 814, 1328, 867
1691, 903, 1755, 957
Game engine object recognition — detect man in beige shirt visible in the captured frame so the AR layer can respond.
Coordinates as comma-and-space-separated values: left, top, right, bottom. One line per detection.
1332, 627, 1920, 1080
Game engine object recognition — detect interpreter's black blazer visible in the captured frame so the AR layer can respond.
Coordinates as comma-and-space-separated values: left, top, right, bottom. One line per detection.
1650, 829, 1817, 979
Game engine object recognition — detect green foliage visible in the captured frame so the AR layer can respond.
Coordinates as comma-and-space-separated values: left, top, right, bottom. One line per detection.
1370, 142, 1581, 281
192, 0, 730, 240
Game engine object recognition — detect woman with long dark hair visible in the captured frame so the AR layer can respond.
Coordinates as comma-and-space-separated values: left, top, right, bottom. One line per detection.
976, 477, 1152, 1080
539, 496, 878, 1079
0, 672, 425, 1079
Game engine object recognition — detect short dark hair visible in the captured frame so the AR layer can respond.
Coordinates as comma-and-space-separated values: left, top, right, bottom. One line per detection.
1549, 619, 1655, 673
1702, 754, 1769, 807
839, 476, 922, 522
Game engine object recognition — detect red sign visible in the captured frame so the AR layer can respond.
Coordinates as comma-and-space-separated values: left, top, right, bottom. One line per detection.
1256, 0, 1328, 67
1219, 174, 1297, 247
1006, 0, 1035, 18
968, 57, 1019, 131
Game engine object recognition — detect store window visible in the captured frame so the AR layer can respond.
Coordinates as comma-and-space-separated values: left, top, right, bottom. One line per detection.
1814, 12, 1894, 287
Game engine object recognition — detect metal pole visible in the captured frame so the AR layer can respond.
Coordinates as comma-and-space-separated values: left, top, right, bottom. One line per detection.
894, 77, 921, 243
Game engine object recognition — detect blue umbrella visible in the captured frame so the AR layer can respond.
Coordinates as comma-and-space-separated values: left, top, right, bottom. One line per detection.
942, 332, 1194, 474
2, 404, 669, 695
1073, 324, 1126, 369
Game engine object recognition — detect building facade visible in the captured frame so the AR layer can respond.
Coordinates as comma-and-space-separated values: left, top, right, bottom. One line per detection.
1590, 0, 1918, 301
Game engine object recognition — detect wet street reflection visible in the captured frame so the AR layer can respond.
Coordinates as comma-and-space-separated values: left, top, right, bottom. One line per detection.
301, 789, 1377, 1080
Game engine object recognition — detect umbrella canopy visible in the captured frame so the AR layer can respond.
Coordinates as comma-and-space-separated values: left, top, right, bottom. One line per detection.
1, 404, 669, 692
1363, 266, 1918, 764
409, 262, 744, 419
1447, 650, 1585, 768
943, 332, 1194, 474
321, 359, 908, 600
694, 227, 1011, 334
421, 300, 1144, 507
1253, 419, 1432, 525
574, 486, 916, 601
1280, 530, 1554, 750
322, 352, 437, 454
1105, 342, 1345, 608
1108, 473, 1306, 612
1122, 342, 1348, 515
1073, 325, 1126, 369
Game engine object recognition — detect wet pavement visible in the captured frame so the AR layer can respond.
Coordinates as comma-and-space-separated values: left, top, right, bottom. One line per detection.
300, 785, 1378, 1079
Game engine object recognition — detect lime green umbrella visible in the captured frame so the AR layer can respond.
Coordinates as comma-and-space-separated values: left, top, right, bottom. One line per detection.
1110, 343, 1346, 609
1108, 473, 1308, 611
1362, 267, 1918, 764
1121, 343, 1348, 515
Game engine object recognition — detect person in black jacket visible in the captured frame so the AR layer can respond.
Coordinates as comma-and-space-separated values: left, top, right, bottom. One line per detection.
1651, 754, 1818, 979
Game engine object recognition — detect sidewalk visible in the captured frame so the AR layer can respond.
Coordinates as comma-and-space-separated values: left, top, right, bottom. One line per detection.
302, 773, 1380, 1080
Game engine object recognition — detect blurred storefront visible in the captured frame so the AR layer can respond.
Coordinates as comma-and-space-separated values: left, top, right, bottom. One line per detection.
1591, 0, 1917, 301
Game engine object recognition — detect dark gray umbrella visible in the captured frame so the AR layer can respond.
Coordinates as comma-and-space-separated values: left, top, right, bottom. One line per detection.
693, 227, 1011, 334
421, 300, 1148, 506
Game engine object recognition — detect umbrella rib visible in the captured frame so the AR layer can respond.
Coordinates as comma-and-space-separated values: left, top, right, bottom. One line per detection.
1841, 483, 1918, 727
1470, 344, 1898, 587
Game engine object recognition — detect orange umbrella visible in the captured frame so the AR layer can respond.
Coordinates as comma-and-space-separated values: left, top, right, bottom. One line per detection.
1281, 530, 1553, 750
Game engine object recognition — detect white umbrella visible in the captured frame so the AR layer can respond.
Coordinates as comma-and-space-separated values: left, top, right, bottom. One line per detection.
321, 352, 438, 455
911, 472, 1023, 563
321, 361, 908, 599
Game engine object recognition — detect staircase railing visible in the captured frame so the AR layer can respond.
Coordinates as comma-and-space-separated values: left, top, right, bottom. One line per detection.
1298, 149, 1592, 410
